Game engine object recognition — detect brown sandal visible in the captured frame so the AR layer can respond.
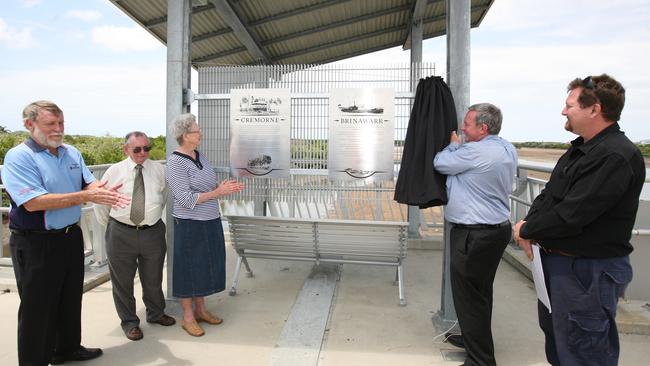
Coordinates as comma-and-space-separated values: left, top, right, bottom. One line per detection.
194, 311, 223, 325
182, 320, 205, 337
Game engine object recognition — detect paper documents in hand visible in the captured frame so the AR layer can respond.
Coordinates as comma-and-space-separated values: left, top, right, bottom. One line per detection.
532, 245, 551, 313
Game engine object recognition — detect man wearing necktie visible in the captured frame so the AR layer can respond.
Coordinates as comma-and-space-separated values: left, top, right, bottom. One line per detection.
94, 131, 176, 341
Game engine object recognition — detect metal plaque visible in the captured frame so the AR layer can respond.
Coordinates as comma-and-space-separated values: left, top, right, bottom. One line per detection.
328, 88, 395, 182
230, 89, 291, 178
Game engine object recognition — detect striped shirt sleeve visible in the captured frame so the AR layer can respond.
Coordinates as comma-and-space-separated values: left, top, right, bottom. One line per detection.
166, 155, 200, 210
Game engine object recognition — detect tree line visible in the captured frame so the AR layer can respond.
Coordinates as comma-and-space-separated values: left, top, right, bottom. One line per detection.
0, 131, 166, 165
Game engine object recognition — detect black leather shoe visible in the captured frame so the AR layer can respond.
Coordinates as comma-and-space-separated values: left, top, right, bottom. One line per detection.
50, 346, 103, 364
445, 333, 465, 349
147, 314, 176, 326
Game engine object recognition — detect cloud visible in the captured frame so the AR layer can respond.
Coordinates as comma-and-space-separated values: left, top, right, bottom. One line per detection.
482, 0, 646, 32
0, 18, 37, 49
20, 0, 41, 8
0, 64, 167, 136
91, 25, 162, 52
66, 10, 102, 22
465, 40, 650, 142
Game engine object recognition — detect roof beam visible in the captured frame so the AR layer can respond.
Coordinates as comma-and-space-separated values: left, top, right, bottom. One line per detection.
193, 27, 232, 43
194, 46, 248, 64
189, 0, 351, 44
403, 0, 443, 50
208, 0, 269, 63
248, 0, 352, 27
270, 25, 406, 63
144, 3, 215, 28
109, 0, 167, 45
261, 3, 412, 47
270, 6, 475, 64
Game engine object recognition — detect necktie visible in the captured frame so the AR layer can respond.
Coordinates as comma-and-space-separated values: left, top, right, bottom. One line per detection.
130, 164, 145, 225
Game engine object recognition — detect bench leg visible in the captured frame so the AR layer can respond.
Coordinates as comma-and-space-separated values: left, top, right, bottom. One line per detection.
397, 264, 406, 306
394, 267, 399, 286
229, 256, 244, 296
242, 257, 254, 278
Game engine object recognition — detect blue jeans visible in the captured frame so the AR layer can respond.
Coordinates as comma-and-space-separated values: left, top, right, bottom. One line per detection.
539, 252, 632, 366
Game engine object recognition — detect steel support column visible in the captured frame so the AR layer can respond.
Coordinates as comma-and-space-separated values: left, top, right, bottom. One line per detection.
166, 0, 192, 305
432, 0, 471, 333
407, 5, 424, 239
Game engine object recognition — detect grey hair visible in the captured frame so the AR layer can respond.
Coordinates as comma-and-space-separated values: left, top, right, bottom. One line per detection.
170, 113, 197, 145
22, 100, 63, 128
124, 131, 148, 143
468, 103, 502, 135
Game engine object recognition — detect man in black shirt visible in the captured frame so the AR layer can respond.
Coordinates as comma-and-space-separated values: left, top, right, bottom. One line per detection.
514, 74, 645, 366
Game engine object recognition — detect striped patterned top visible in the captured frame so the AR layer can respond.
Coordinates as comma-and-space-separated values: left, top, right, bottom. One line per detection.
166, 150, 221, 220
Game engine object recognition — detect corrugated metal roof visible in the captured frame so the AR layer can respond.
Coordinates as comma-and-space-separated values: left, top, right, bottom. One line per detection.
109, 0, 493, 66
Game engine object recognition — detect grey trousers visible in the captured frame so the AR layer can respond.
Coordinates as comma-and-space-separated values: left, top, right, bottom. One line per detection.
105, 219, 167, 332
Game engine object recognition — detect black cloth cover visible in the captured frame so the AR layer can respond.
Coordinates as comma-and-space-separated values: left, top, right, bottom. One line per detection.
394, 76, 457, 208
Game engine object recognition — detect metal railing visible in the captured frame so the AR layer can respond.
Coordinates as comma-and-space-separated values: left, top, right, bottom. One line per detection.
510, 160, 650, 236
2, 157, 648, 268
0, 163, 113, 267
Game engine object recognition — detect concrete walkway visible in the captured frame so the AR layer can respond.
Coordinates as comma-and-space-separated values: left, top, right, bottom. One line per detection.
1, 242, 649, 365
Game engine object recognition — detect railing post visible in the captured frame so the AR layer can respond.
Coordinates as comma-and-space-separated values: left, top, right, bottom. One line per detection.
512, 168, 530, 224
90, 214, 108, 266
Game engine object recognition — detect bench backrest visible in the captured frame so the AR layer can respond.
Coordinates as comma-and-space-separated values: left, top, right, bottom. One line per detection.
227, 216, 408, 264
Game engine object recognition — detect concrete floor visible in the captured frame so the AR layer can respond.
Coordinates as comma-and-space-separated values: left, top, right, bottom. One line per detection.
1, 245, 649, 366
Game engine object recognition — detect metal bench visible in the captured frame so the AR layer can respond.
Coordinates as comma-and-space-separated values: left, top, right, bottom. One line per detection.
226, 215, 409, 305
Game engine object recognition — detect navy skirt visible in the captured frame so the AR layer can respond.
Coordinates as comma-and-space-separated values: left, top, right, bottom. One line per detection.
172, 217, 226, 298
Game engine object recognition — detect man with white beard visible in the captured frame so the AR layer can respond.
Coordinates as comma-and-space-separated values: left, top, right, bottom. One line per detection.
1, 100, 130, 366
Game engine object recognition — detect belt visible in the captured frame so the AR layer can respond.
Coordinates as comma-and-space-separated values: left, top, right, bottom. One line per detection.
110, 217, 157, 230
542, 247, 575, 257
452, 221, 510, 230
10, 223, 78, 235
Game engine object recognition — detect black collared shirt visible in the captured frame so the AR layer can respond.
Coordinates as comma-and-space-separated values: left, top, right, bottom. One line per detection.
520, 123, 645, 257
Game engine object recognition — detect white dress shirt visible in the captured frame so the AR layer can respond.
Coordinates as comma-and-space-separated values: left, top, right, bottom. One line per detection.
94, 158, 167, 227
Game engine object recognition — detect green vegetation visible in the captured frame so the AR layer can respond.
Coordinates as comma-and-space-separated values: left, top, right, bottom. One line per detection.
0, 132, 27, 164
291, 139, 328, 169
513, 141, 571, 150
638, 144, 650, 158
1, 133, 649, 166
0, 132, 167, 165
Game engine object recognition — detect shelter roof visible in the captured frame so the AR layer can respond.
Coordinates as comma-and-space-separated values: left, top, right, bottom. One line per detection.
110, 0, 493, 66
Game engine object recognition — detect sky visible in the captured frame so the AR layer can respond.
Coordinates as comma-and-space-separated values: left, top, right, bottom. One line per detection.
1, 0, 649, 143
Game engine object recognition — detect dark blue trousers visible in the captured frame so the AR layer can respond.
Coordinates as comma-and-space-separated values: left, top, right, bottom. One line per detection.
539, 252, 632, 366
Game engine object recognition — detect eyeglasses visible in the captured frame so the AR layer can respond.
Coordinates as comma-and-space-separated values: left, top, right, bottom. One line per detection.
186, 129, 201, 134
582, 76, 594, 89
132, 146, 152, 153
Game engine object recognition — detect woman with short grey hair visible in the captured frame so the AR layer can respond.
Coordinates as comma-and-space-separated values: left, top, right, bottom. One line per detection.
170, 113, 197, 145
166, 113, 244, 337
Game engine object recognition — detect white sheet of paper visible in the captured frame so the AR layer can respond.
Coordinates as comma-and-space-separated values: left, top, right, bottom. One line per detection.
532, 245, 552, 313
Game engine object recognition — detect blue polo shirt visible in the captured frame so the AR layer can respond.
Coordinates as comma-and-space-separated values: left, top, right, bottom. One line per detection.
1, 138, 95, 230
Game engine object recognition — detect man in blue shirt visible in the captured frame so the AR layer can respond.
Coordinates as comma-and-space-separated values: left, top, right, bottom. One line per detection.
1, 100, 129, 366
434, 103, 517, 366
